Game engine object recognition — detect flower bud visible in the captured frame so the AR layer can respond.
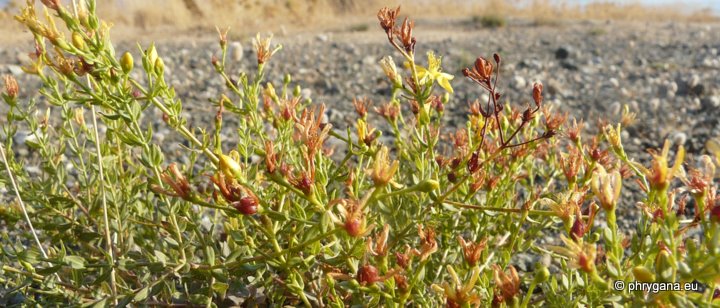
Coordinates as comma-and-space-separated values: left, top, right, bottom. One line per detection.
533, 263, 550, 283
655, 250, 674, 280
71, 32, 84, 50
415, 179, 439, 193
418, 102, 431, 125
283, 73, 292, 85
632, 266, 655, 283
219, 153, 243, 180
121, 52, 133, 74
146, 45, 158, 70
154, 57, 164, 76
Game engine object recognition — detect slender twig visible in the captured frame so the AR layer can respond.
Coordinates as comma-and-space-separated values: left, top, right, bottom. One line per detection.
90, 101, 119, 305
0, 144, 48, 259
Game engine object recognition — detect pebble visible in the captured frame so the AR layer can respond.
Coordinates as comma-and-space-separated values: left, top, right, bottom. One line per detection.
6, 65, 23, 76
671, 131, 687, 146
512, 75, 527, 89
230, 42, 243, 62
555, 46, 572, 60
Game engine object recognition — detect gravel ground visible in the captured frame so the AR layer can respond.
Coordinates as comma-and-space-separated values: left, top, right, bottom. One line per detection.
2, 18, 720, 270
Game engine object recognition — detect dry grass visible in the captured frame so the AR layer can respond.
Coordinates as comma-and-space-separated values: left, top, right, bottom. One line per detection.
0, 0, 717, 43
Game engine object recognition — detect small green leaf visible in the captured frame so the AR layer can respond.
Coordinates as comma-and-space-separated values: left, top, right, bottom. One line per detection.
133, 286, 150, 302
154, 250, 168, 266
64, 255, 86, 269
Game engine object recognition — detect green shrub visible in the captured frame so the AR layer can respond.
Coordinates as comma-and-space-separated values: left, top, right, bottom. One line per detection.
1, 2, 720, 307
473, 13, 507, 29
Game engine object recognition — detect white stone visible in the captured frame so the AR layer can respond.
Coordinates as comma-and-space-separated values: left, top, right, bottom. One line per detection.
230, 42, 243, 62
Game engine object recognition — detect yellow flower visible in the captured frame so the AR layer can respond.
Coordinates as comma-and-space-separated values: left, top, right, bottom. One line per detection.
416, 51, 454, 94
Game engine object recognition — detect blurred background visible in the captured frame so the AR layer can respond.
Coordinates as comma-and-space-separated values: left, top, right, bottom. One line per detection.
0, 0, 718, 42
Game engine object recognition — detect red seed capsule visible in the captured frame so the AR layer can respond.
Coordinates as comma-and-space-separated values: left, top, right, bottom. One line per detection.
357, 265, 380, 285
235, 197, 258, 215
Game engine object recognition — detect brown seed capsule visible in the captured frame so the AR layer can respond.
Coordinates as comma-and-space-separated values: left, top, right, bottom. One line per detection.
532, 83, 544, 107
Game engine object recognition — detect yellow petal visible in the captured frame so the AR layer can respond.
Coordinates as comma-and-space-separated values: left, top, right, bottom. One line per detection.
437, 76, 454, 94
416, 65, 428, 78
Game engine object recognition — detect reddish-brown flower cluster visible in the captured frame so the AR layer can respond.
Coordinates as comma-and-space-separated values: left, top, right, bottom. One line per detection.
374, 101, 400, 122
492, 265, 520, 305
458, 236, 487, 266
156, 163, 194, 201
353, 97, 371, 118
377, 6, 416, 53
210, 172, 259, 215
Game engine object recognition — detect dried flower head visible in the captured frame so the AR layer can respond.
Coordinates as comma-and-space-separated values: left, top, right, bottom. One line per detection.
639, 139, 685, 192
432, 266, 482, 308
216, 26, 229, 49
549, 235, 597, 273
416, 224, 438, 261
379, 56, 402, 87
367, 146, 399, 187
253, 34, 281, 65
356, 119, 378, 147
492, 264, 520, 304
396, 17, 416, 53
157, 163, 193, 201
532, 82, 544, 107
457, 236, 487, 266
560, 146, 584, 184
377, 6, 400, 33
3, 75, 19, 100
353, 97, 371, 118
566, 118, 584, 143
357, 264, 380, 285
264, 140, 278, 174
295, 104, 331, 158
210, 172, 244, 204
367, 224, 390, 257
374, 101, 400, 122
467, 151, 481, 173
590, 165, 622, 211
462, 57, 494, 84
620, 104, 637, 127
334, 198, 373, 237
